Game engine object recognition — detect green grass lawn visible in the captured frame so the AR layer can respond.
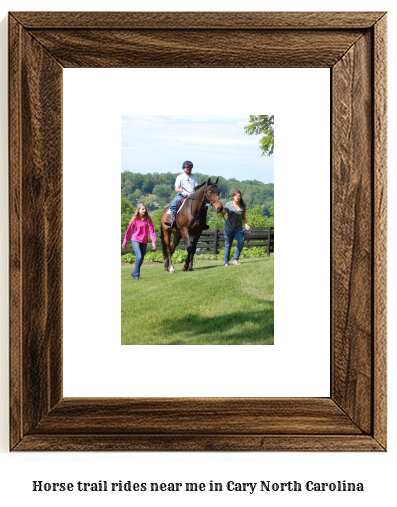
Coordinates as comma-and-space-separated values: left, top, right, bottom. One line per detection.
121, 256, 274, 345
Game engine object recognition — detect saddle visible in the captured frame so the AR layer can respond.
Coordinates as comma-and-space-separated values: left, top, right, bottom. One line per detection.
166, 196, 209, 230
176, 196, 188, 213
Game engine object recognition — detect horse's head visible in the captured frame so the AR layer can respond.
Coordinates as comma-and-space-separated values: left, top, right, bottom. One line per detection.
205, 177, 223, 213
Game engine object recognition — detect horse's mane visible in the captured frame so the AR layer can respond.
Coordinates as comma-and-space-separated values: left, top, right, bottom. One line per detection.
194, 181, 206, 191
193, 180, 220, 193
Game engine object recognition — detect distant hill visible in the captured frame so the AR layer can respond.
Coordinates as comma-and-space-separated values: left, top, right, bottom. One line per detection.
121, 171, 274, 217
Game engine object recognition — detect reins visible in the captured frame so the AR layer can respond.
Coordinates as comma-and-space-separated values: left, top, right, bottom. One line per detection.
174, 182, 221, 228
188, 184, 207, 219
188, 184, 221, 220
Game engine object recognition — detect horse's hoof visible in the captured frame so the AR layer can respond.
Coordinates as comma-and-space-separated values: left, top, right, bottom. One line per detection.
182, 266, 187, 272
188, 267, 194, 271
170, 268, 175, 273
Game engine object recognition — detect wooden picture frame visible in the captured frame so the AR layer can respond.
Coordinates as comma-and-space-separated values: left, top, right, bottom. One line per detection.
9, 11, 387, 451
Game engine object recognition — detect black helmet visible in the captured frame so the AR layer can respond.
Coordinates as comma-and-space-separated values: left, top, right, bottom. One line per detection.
182, 161, 193, 169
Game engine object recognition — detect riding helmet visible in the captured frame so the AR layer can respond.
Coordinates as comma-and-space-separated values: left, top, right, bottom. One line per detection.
182, 161, 193, 169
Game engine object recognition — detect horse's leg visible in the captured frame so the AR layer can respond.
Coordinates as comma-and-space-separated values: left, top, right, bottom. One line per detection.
161, 227, 173, 273
167, 235, 176, 273
171, 234, 182, 255
180, 228, 191, 272
188, 232, 201, 271
165, 233, 181, 273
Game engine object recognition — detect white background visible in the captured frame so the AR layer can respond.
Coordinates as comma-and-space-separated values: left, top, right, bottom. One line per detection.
63, 68, 330, 397
0, 1, 395, 507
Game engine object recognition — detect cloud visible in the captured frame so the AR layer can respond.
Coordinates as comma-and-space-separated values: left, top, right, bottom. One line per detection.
158, 135, 257, 147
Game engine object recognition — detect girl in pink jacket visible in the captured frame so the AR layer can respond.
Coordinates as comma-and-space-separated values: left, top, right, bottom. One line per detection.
122, 204, 156, 279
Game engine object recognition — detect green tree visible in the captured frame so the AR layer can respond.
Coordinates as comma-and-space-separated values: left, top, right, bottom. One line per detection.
142, 176, 154, 194
194, 172, 210, 185
246, 205, 268, 227
121, 195, 135, 233
142, 193, 157, 210
153, 184, 172, 200
131, 189, 142, 203
216, 176, 228, 198
244, 115, 274, 156
151, 209, 163, 232
207, 208, 226, 229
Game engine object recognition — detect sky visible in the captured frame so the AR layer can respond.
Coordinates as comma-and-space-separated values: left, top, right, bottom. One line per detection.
121, 115, 274, 184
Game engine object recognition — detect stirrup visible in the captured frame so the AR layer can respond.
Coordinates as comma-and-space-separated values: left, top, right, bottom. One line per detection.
164, 218, 174, 228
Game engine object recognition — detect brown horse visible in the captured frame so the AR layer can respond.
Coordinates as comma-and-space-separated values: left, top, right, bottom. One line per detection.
160, 177, 223, 273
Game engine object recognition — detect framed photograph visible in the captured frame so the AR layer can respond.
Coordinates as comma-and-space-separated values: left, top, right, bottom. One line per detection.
9, 11, 386, 451
118, 113, 275, 346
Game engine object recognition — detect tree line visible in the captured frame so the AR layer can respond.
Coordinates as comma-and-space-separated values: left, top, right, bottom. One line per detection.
121, 171, 274, 216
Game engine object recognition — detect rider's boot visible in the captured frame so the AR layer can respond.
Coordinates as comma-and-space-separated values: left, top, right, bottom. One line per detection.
164, 213, 175, 228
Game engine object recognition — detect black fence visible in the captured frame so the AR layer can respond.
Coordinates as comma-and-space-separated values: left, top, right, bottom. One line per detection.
122, 226, 274, 256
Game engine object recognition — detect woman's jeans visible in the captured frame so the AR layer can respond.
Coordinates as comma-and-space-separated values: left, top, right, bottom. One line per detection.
131, 241, 147, 279
223, 228, 245, 264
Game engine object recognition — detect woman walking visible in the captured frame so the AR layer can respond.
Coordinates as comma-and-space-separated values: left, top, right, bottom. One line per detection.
221, 191, 250, 267
122, 204, 156, 279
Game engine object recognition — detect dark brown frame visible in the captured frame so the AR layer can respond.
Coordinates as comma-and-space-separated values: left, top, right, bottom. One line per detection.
9, 12, 387, 451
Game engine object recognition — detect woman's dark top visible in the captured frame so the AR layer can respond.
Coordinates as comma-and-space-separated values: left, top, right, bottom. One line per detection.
224, 201, 245, 231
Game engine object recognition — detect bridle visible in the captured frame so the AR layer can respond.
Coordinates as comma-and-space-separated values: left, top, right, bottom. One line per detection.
186, 183, 222, 219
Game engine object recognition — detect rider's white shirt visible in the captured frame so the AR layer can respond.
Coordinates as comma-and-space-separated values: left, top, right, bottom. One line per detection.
175, 172, 199, 196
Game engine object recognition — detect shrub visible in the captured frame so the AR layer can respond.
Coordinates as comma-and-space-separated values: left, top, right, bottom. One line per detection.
121, 246, 269, 264
240, 246, 268, 258
144, 251, 166, 263
121, 253, 136, 264
121, 250, 164, 264
169, 250, 188, 263
218, 246, 268, 259
121, 196, 135, 233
